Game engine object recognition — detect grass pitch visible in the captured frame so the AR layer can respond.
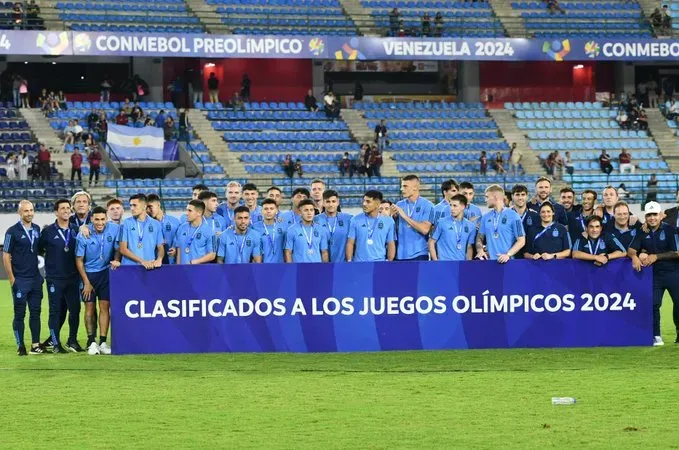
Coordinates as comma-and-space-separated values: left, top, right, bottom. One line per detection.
0, 280, 678, 448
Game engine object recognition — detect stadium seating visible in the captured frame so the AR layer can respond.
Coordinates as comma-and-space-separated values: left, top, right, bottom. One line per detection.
208, 0, 358, 35
510, 1, 651, 38
570, 173, 676, 202
0, 105, 43, 172
199, 101, 359, 177
506, 101, 667, 175
56, 0, 202, 33
0, 180, 83, 212
355, 101, 510, 176
364, 0, 505, 37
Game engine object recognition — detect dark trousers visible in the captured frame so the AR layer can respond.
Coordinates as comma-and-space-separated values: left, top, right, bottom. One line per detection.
71, 167, 81, 181
397, 255, 429, 261
47, 278, 81, 345
652, 272, 679, 337
39, 161, 51, 180
11, 277, 43, 346
89, 166, 100, 184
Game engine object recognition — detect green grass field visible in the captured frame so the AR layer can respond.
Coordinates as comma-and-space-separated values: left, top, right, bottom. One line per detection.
0, 280, 678, 448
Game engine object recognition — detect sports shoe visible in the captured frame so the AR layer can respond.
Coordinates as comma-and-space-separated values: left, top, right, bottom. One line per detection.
41, 337, 53, 349
87, 342, 100, 355
29, 345, 46, 355
66, 341, 84, 353
17, 345, 27, 356
98, 342, 111, 355
653, 336, 665, 346
52, 345, 67, 354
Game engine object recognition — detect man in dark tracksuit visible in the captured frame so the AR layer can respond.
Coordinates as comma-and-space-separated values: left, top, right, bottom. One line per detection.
38, 199, 83, 353
629, 201, 679, 346
2, 200, 45, 356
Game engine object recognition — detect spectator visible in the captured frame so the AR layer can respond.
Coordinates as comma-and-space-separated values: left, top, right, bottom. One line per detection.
18, 77, 28, 108
115, 109, 128, 125
547, 0, 565, 14
564, 151, 574, 176
434, 12, 444, 37
338, 152, 354, 177
130, 102, 143, 123
37, 88, 48, 110
12, 2, 22, 27
26, 0, 41, 29
616, 108, 630, 129
619, 149, 635, 174
645, 173, 658, 205
294, 158, 303, 177
662, 5, 672, 35
304, 89, 318, 112
178, 109, 190, 144
356, 144, 368, 176
648, 78, 659, 108
494, 151, 505, 175
71, 147, 83, 182
18, 149, 29, 180
191, 70, 203, 106
6, 153, 17, 179
122, 98, 132, 115
232, 91, 245, 112
87, 145, 102, 186
143, 116, 154, 127
388, 8, 400, 36
323, 91, 339, 119
98, 111, 108, 143
479, 150, 487, 176
87, 108, 99, 132
168, 77, 183, 108
12, 75, 20, 107
666, 98, 678, 119
552, 150, 564, 180
163, 116, 175, 141
29, 158, 40, 181
241, 73, 251, 101
62, 120, 77, 148
369, 146, 383, 177
651, 8, 663, 32
638, 108, 648, 130
207, 73, 219, 103
509, 143, 523, 175
38, 144, 51, 180
599, 149, 613, 175
617, 183, 631, 200
155, 110, 166, 129
100, 77, 112, 103
57, 91, 67, 110
374, 119, 388, 150
282, 154, 295, 178
422, 13, 431, 37
84, 133, 96, 148
354, 81, 364, 101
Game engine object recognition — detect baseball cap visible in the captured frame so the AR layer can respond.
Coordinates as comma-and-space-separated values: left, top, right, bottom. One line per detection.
644, 201, 662, 215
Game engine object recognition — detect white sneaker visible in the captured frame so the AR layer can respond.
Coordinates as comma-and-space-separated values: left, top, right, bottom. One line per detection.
99, 342, 111, 355
653, 336, 665, 346
87, 342, 100, 355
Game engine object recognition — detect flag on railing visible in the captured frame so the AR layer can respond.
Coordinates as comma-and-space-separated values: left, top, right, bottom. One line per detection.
107, 124, 164, 161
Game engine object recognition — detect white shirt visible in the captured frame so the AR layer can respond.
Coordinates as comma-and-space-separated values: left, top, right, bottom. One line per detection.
323, 95, 334, 106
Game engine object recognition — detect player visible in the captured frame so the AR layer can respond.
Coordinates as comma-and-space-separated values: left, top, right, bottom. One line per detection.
217, 206, 262, 263
523, 202, 571, 261
379, 200, 393, 217
433, 179, 459, 225
180, 184, 209, 223
596, 185, 638, 232
511, 184, 540, 232
285, 199, 329, 263
572, 216, 626, 266
346, 190, 395, 262
38, 199, 81, 353
252, 199, 287, 263
314, 190, 353, 262
146, 193, 180, 264
628, 202, 679, 346
119, 194, 164, 269
391, 174, 434, 261
608, 201, 639, 250
527, 177, 568, 226
242, 183, 263, 224
459, 181, 482, 222
568, 189, 597, 244
476, 185, 525, 263
70, 191, 92, 227
280, 187, 310, 227
198, 191, 227, 236
173, 200, 216, 265
266, 186, 283, 208
310, 179, 325, 212
216, 181, 242, 228
106, 198, 125, 224
429, 194, 476, 261
75, 206, 120, 355
3, 200, 45, 355
558, 187, 580, 215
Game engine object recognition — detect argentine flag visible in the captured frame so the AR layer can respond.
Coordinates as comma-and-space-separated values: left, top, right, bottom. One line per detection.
108, 124, 165, 161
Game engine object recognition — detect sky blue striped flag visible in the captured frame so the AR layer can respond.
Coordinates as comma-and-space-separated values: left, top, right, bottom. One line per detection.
108, 124, 165, 160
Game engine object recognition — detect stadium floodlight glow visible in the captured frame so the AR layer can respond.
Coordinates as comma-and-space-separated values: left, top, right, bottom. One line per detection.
52, 61, 56, 65
80, 76, 85, 80
573, 64, 584, 70
23, 61, 27, 64
205, 62, 215, 68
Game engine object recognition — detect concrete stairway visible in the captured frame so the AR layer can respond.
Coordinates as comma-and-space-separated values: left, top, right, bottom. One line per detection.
646, 109, 679, 172
188, 109, 247, 179
39, 1, 68, 30
338, 0, 380, 36
488, 109, 544, 176
341, 108, 399, 177
487, 0, 525, 37
20, 108, 74, 180
185, 0, 227, 33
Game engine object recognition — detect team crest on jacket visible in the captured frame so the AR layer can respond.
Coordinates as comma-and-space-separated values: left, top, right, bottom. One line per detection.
246, 239, 252, 247
149, 225, 154, 232
660, 231, 666, 241
502, 217, 507, 224
197, 232, 202, 239
338, 220, 344, 226
378, 222, 384, 229
107, 235, 113, 242
552, 229, 559, 237
527, 216, 533, 226
165, 224, 172, 231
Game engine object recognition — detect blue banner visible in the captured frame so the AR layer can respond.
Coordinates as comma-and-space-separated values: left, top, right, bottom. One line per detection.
110, 260, 652, 354
5, 30, 679, 61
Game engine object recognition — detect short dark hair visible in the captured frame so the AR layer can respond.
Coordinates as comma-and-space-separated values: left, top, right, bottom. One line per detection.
511, 184, 528, 195
106, 198, 123, 208
92, 206, 107, 216
587, 215, 603, 227
298, 199, 315, 209
54, 198, 70, 211
242, 183, 258, 193
459, 181, 474, 190
198, 190, 218, 201
234, 205, 250, 215
450, 194, 468, 206
559, 187, 575, 196
322, 189, 339, 201
381, 200, 393, 206
440, 179, 459, 195
535, 176, 552, 186
582, 189, 598, 200
266, 186, 282, 194
365, 190, 383, 201
292, 187, 310, 198
311, 178, 325, 186
192, 184, 209, 192
188, 199, 205, 214
402, 174, 419, 182
146, 193, 162, 204
129, 193, 147, 203
261, 198, 277, 207
539, 201, 555, 213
